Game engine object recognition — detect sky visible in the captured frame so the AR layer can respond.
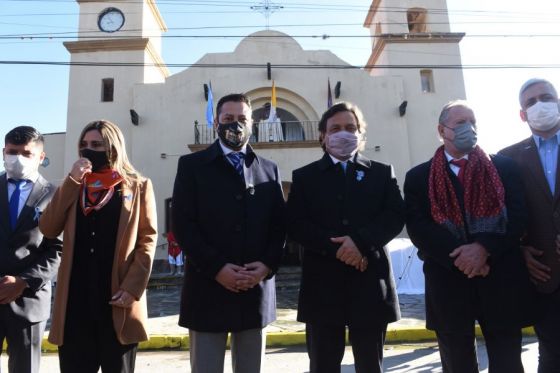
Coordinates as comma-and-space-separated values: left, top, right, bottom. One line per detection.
1, 0, 560, 158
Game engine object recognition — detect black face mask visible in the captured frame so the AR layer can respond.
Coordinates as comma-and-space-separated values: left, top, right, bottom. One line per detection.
217, 121, 251, 150
80, 148, 109, 172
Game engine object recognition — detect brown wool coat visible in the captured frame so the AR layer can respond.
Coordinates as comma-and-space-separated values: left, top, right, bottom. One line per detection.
39, 175, 157, 345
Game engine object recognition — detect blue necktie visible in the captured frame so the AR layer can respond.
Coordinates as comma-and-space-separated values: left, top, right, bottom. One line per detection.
8, 179, 23, 229
227, 152, 245, 176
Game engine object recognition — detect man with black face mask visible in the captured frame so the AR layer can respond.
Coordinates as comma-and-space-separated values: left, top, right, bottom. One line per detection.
172, 93, 286, 373
0, 126, 61, 373
404, 101, 532, 373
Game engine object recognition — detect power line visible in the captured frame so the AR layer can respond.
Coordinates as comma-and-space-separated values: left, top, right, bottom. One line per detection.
2, 3, 560, 17
1, 60, 559, 69
3, 33, 560, 40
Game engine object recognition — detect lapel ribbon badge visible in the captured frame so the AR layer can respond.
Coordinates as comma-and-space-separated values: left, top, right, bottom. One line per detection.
356, 170, 365, 182
33, 207, 41, 221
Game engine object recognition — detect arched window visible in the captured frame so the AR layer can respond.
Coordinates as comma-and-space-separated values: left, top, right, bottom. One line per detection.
407, 7, 427, 33
252, 106, 306, 142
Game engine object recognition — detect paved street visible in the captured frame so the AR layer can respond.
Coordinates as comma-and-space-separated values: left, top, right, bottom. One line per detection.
145, 284, 426, 334
6, 338, 539, 372
4, 271, 538, 372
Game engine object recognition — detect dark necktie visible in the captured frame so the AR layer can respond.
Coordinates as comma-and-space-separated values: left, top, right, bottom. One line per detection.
227, 152, 245, 176
8, 179, 24, 229
450, 159, 468, 185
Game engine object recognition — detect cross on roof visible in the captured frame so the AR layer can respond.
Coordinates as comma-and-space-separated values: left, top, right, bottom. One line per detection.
250, 0, 284, 29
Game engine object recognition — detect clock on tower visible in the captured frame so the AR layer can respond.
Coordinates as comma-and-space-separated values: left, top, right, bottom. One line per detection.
97, 7, 125, 33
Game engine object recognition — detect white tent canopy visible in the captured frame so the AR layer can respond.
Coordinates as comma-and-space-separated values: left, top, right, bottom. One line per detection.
387, 238, 425, 295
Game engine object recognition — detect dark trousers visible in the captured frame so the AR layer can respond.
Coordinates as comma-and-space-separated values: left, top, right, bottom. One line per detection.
0, 306, 46, 373
535, 291, 560, 373
436, 324, 523, 373
59, 315, 137, 373
306, 323, 387, 373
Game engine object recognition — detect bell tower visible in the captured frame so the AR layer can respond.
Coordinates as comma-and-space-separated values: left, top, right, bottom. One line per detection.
364, 0, 467, 165
63, 0, 169, 169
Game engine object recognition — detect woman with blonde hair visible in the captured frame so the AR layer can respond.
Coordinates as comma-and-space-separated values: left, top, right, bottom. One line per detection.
39, 120, 157, 372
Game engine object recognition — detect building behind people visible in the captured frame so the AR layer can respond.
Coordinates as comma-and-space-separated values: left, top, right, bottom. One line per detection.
39, 120, 157, 373
172, 93, 286, 373
499, 78, 560, 373
404, 100, 532, 373
0, 126, 61, 373
287, 102, 405, 373
40, 0, 467, 271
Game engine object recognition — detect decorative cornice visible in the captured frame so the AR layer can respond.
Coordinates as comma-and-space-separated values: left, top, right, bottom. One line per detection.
363, 0, 382, 28
64, 37, 148, 52
64, 38, 170, 77
188, 141, 321, 153
76, 0, 167, 32
366, 32, 465, 71
147, 0, 168, 32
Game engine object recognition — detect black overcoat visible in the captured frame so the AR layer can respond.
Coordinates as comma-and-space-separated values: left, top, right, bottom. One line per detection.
404, 154, 533, 332
172, 141, 286, 332
287, 153, 405, 327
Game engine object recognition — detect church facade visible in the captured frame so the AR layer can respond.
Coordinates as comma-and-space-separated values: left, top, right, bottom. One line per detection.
42, 0, 466, 258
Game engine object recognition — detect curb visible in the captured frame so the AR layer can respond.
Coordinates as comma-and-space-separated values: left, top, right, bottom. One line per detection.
29, 326, 535, 352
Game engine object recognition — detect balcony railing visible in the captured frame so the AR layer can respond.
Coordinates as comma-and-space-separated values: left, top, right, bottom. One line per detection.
194, 120, 320, 145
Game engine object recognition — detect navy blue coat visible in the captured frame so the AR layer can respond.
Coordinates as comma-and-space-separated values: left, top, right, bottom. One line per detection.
0, 173, 61, 323
287, 153, 405, 327
172, 141, 286, 332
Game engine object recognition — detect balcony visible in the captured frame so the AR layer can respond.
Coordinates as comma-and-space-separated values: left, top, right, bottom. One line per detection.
189, 120, 321, 152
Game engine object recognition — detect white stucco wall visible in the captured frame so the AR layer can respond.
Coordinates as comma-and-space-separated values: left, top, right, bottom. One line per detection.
57, 0, 467, 258
41, 133, 67, 185
365, 0, 467, 167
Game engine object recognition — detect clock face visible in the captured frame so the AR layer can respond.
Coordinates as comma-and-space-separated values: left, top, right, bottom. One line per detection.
98, 8, 125, 33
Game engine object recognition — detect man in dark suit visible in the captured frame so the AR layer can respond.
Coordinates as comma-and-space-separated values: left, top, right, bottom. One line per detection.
287, 102, 405, 373
0, 126, 61, 373
172, 93, 286, 373
499, 78, 560, 373
404, 101, 530, 373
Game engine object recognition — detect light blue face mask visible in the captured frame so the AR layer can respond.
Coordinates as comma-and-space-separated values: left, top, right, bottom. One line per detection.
444, 122, 477, 153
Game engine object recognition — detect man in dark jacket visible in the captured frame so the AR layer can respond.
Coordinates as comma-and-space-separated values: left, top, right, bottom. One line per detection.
287, 102, 405, 373
172, 93, 286, 373
499, 78, 560, 373
404, 100, 531, 373
1, 126, 61, 373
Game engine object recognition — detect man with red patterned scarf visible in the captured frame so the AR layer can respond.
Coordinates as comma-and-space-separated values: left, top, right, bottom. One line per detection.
404, 100, 532, 373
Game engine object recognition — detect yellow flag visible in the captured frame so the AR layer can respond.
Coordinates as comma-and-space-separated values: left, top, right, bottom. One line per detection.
267, 80, 277, 122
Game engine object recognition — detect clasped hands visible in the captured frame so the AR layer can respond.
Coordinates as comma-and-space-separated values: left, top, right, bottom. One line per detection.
450, 242, 490, 278
215, 262, 270, 293
331, 236, 368, 272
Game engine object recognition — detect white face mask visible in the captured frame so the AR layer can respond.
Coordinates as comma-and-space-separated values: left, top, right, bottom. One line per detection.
3, 154, 40, 180
526, 101, 560, 132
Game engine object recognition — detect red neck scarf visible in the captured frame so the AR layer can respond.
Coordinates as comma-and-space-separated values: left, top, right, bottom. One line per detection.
428, 145, 507, 241
80, 169, 123, 216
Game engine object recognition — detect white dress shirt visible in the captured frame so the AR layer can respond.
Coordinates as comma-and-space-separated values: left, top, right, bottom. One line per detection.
444, 150, 469, 177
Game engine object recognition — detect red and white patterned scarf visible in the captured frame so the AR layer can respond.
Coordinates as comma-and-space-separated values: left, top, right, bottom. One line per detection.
428, 145, 507, 241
